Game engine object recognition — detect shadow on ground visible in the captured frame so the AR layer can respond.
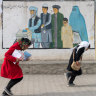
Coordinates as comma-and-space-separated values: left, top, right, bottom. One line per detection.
75, 83, 96, 87
13, 90, 96, 96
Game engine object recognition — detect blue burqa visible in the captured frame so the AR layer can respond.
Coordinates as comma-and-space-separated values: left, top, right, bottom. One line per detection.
69, 6, 89, 42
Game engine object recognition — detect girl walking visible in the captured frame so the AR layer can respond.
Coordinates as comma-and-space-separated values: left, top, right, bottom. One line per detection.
0, 38, 31, 96
65, 41, 90, 86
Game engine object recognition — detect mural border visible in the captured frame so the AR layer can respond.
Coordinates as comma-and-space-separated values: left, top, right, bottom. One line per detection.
2, 0, 95, 49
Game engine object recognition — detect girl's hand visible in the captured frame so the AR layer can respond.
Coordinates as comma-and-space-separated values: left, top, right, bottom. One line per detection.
26, 57, 31, 61
16, 58, 23, 63
76, 61, 80, 66
16, 58, 19, 63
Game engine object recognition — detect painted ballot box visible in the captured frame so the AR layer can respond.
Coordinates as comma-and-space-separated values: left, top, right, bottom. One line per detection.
16, 29, 32, 40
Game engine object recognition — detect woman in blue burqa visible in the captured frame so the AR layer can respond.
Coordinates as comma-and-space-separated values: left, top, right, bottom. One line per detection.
69, 6, 89, 46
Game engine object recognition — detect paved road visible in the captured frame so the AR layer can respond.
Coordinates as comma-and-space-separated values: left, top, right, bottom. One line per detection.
0, 74, 96, 96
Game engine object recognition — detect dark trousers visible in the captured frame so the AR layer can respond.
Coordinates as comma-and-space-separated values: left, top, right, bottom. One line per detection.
67, 50, 82, 84
6, 77, 23, 90
3, 77, 23, 94
68, 69, 82, 84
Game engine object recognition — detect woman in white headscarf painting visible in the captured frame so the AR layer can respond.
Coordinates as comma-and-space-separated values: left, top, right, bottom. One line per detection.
65, 41, 90, 86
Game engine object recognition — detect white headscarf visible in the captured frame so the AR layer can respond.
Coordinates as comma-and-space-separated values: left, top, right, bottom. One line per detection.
77, 41, 90, 52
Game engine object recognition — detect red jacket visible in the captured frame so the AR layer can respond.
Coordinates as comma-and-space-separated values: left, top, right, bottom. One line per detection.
0, 42, 23, 79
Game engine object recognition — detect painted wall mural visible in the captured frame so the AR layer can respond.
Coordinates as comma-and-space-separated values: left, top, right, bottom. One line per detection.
3, 0, 95, 49
69, 6, 89, 47
95, 12, 96, 58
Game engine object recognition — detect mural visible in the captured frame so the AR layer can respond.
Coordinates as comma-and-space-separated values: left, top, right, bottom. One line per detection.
69, 6, 89, 47
50, 5, 64, 48
95, 12, 96, 57
3, 1, 95, 49
0, 0, 2, 27
41, 4, 52, 48
28, 6, 41, 48
61, 18, 73, 48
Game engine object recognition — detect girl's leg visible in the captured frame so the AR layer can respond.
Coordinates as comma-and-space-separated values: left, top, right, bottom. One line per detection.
6, 77, 23, 91
68, 69, 82, 85
65, 71, 72, 82
69, 75, 76, 84
3, 77, 23, 95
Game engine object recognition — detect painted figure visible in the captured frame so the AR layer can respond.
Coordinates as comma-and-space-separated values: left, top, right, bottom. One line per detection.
61, 18, 73, 48
28, 6, 41, 48
50, 5, 64, 48
41, 4, 52, 48
69, 6, 89, 46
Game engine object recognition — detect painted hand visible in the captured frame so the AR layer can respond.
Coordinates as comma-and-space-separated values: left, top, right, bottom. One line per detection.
41, 24, 44, 28
25, 28, 29, 30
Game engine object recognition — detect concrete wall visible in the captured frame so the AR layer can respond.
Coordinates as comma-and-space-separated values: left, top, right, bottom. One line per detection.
0, 0, 95, 61
95, 0, 96, 57
3, 1, 95, 48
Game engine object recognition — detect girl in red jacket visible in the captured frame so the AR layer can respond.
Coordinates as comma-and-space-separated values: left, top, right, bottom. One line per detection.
1, 38, 31, 96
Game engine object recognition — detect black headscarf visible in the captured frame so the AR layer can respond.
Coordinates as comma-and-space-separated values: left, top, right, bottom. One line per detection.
17, 38, 31, 50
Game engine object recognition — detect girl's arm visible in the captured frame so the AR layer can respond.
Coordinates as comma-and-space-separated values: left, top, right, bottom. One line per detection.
5, 47, 17, 62
76, 47, 85, 61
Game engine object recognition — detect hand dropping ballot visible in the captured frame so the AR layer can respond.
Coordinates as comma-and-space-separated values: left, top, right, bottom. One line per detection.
12, 49, 31, 64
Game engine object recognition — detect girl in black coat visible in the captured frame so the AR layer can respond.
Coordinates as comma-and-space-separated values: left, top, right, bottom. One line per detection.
65, 41, 90, 86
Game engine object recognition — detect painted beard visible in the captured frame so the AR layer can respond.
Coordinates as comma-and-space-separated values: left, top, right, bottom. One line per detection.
31, 14, 35, 18
31, 11, 36, 18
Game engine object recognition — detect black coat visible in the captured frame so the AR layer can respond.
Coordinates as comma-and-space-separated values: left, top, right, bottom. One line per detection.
67, 46, 85, 75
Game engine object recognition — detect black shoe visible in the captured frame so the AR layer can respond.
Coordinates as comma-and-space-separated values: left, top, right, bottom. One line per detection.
4, 88, 13, 96
2, 93, 9, 96
67, 83, 75, 87
2, 93, 5, 96
2, 91, 9, 96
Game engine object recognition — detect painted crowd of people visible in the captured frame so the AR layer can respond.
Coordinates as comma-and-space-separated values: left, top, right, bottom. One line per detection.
24, 4, 69, 48
24, 4, 89, 49
26, 4, 64, 48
